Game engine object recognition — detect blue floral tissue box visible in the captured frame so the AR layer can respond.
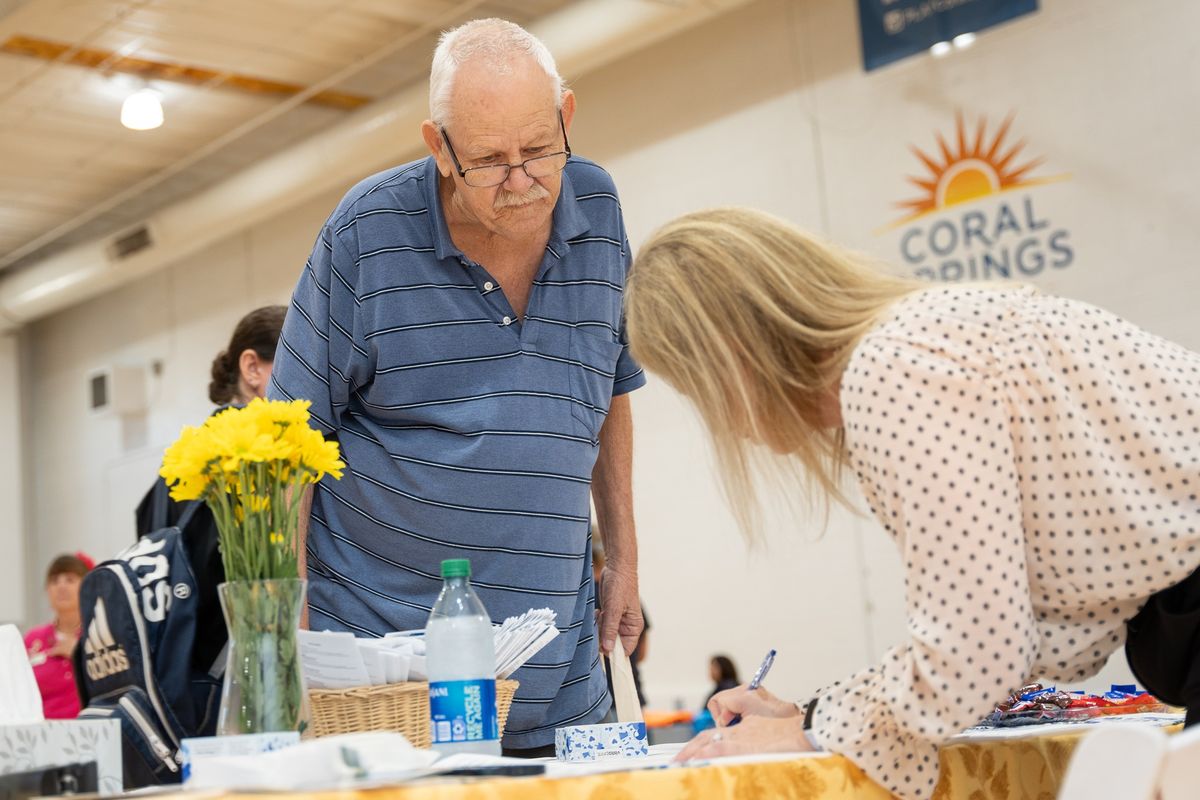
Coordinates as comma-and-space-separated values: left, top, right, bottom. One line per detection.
555, 721, 648, 761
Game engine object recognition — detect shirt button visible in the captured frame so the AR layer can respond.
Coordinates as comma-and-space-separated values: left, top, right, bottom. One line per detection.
484, 281, 494, 291
502, 316, 512, 326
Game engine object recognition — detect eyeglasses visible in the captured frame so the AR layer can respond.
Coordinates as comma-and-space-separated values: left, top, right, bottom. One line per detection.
440, 111, 571, 188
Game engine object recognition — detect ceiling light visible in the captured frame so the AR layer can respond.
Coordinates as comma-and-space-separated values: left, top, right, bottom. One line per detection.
953, 32, 977, 49
121, 88, 163, 130
929, 41, 952, 58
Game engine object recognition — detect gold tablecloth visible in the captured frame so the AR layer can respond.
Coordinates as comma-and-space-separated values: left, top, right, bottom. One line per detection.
209, 731, 1087, 800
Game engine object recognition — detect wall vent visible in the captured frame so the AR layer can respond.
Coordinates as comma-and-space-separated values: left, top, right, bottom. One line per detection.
109, 226, 153, 260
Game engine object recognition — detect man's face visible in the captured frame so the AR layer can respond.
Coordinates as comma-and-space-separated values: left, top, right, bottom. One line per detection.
428, 58, 574, 241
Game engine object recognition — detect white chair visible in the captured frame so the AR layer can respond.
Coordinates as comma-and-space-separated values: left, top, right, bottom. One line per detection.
1057, 724, 1168, 800
1159, 723, 1200, 800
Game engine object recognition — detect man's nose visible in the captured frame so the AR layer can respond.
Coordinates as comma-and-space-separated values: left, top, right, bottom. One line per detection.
502, 162, 535, 194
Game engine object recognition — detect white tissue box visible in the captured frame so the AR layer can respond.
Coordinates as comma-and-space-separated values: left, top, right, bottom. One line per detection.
555, 721, 648, 761
0, 719, 122, 794
181, 732, 300, 784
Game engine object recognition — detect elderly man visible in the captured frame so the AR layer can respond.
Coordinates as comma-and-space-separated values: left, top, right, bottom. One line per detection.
268, 18, 644, 753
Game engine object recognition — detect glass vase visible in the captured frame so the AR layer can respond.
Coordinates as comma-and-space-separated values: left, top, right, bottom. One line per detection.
217, 578, 308, 735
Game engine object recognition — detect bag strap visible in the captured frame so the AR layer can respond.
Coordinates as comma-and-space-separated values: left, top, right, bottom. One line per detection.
150, 478, 203, 533
151, 478, 171, 531
175, 498, 203, 532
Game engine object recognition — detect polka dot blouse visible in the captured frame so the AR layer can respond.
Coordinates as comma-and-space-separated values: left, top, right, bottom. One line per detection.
810, 285, 1200, 799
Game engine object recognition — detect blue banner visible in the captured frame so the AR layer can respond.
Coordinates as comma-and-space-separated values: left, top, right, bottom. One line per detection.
858, 0, 1038, 71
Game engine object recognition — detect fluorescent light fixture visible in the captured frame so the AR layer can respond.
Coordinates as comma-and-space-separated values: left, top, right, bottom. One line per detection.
120, 88, 163, 130
929, 41, 953, 58
953, 32, 977, 49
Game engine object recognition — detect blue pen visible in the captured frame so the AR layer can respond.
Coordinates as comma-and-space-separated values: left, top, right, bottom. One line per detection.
727, 648, 776, 727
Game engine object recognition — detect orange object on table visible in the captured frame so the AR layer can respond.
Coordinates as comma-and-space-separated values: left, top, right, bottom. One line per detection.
643, 709, 694, 728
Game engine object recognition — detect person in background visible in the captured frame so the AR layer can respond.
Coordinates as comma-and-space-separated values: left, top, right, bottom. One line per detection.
707, 655, 740, 705
626, 207, 1200, 800
204, 305, 287, 408
135, 304, 287, 676
25, 553, 92, 718
593, 536, 649, 707
693, 654, 741, 733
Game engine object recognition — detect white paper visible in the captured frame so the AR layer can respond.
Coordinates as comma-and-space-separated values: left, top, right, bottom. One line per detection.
408, 654, 427, 681
358, 644, 384, 686
298, 608, 559, 690
356, 640, 412, 684
298, 629, 371, 690
0, 624, 44, 724
953, 713, 1185, 741
494, 608, 559, 679
380, 650, 410, 683
184, 732, 437, 790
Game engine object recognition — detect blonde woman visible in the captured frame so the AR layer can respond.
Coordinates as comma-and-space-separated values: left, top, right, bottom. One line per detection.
627, 207, 1200, 799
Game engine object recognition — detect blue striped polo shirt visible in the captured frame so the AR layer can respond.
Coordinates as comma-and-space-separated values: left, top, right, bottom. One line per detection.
268, 154, 645, 748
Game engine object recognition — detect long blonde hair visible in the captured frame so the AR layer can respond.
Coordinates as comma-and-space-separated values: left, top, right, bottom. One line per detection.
625, 207, 924, 536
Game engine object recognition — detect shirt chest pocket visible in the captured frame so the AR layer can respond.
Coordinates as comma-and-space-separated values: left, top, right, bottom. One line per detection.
568, 329, 623, 443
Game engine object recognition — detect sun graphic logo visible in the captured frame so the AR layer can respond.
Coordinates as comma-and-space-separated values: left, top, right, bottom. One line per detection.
886, 113, 1074, 283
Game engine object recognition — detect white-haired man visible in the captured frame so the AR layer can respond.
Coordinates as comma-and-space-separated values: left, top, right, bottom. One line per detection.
270, 19, 645, 754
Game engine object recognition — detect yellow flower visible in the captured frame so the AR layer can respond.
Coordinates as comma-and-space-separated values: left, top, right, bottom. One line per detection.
158, 399, 342, 582
261, 398, 313, 428
160, 425, 216, 501
235, 494, 271, 520
281, 420, 344, 481
205, 405, 290, 475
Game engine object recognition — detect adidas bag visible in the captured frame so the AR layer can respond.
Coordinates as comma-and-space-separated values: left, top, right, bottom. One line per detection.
75, 504, 222, 787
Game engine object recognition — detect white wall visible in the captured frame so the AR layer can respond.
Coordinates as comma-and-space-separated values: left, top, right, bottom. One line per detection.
0, 332, 28, 625
20, 0, 1199, 708
22, 190, 338, 623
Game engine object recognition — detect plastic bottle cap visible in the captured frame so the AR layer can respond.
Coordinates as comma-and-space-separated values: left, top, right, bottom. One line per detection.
441, 558, 471, 578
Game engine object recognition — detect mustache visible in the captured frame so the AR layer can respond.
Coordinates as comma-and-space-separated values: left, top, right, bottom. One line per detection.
493, 182, 550, 209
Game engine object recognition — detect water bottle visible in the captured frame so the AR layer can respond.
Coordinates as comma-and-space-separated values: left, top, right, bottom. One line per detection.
426, 558, 500, 755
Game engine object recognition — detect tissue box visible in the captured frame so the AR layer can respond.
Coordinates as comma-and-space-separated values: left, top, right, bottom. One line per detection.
0, 720, 122, 794
181, 732, 300, 784
555, 721, 648, 761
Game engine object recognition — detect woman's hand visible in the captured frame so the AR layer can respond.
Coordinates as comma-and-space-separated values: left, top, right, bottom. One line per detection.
708, 684, 799, 727
674, 714, 813, 762
47, 633, 78, 660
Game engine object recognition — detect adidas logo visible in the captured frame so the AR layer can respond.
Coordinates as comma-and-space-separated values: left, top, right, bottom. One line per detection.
83, 598, 131, 680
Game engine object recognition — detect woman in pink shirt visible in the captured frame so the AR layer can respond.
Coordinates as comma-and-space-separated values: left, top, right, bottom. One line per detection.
24, 553, 92, 719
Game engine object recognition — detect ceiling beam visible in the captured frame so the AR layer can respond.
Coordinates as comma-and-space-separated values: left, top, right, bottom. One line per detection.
1, 34, 373, 111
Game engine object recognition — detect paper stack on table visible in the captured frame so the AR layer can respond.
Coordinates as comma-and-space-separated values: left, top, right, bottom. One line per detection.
299, 630, 424, 689
299, 608, 557, 689
495, 608, 558, 680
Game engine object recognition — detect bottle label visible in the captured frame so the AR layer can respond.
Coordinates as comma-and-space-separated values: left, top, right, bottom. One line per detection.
429, 679, 498, 744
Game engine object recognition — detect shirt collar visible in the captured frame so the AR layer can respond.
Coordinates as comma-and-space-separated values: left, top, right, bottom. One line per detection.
423, 156, 590, 262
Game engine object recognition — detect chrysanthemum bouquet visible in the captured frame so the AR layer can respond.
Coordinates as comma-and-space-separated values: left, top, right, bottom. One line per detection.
160, 398, 343, 582
159, 398, 343, 734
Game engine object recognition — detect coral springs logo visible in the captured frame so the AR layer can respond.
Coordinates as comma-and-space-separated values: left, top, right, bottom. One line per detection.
886, 113, 1074, 282
896, 113, 1054, 222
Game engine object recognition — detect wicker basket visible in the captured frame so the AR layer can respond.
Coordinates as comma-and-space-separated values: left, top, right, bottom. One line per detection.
307, 680, 519, 748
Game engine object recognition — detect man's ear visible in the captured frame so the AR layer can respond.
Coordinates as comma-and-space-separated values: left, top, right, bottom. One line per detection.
422, 120, 453, 178
560, 90, 576, 137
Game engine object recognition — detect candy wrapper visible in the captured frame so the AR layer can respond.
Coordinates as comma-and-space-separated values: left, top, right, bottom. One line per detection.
983, 683, 1167, 727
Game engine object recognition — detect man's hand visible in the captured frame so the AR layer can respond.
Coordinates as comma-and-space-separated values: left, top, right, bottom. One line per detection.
674, 714, 813, 763
597, 565, 643, 656
707, 683, 799, 727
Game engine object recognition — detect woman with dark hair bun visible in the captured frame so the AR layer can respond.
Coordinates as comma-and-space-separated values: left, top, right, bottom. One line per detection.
25, 552, 93, 718
136, 305, 286, 678
207, 305, 287, 406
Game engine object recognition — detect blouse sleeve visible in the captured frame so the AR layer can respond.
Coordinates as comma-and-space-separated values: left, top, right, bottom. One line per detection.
810, 335, 1040, 800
